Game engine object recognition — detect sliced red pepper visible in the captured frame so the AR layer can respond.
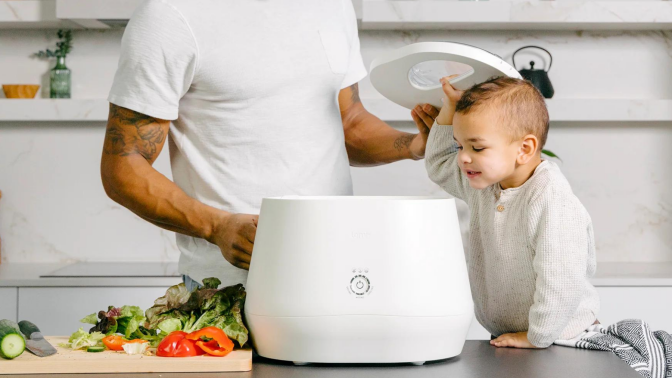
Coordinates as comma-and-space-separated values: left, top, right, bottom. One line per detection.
124, 339, 149, 344
102, 335, 148, 351
102, 335, 124, 351
186, 327, 234, 357
156, 331, 205, 357
196, 339, 232, 357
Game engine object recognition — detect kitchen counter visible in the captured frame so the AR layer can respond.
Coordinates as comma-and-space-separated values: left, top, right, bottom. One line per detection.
0, 261, 671, 287
0, 341, 640, 378
591, 262, 672, 286
0, 263, 182, 287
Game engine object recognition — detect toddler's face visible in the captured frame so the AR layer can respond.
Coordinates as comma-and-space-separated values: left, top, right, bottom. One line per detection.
452, 108, 522, 189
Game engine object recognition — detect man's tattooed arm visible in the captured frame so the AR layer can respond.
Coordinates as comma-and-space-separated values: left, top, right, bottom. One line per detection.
102, 104, 169, 164
393, 134, 415, 152
100, 104, 223, 241
339, 83, 426, 166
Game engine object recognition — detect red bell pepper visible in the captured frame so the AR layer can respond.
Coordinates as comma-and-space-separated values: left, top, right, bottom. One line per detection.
185, 327, 234, 357
156, 331, 205, 357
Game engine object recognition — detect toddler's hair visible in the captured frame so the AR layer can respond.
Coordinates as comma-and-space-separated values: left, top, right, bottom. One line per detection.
455, 77, 549, 149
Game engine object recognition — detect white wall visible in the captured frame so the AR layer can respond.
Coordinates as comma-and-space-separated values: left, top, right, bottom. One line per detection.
1, 28, 671, 263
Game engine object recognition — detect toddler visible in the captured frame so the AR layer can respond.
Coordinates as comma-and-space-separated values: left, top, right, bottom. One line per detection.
424, 76, 600, 348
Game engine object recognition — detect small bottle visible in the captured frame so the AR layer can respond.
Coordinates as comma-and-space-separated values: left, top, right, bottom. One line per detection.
50, 55, 71, 98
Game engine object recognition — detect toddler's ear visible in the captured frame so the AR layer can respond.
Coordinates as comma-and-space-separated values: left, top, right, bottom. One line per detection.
517, 134, 540, 164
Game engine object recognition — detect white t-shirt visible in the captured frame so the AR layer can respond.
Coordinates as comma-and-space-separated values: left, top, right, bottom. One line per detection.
108, 0, 367, 286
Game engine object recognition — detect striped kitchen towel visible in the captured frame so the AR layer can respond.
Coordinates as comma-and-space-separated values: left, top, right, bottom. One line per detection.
555, 319, 672, 378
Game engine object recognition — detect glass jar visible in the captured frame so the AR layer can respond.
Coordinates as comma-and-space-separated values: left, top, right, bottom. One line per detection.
50, 56, 71, 98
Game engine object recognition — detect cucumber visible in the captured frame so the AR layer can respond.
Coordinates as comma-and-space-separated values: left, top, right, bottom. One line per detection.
1, 334, 25, 359
87, 346, 105, 353
0, 320, 26, 359
18, 320, 40, 338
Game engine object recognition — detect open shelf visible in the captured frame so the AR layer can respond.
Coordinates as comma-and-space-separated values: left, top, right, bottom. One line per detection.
1, 98, 672, 123
360, 1, 672, 31
0, 99, 108, 122
0, 0, 81, 29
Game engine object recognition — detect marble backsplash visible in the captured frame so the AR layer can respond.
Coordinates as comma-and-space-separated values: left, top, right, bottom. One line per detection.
0, 27, 671, 263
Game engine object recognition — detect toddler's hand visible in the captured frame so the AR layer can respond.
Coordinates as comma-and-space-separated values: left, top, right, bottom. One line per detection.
490, 332, 538, 349
436, 75, 464, 126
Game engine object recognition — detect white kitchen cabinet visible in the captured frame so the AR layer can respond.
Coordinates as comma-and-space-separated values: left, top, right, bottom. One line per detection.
596, 287, 672, 332
0, 288, 18, 322
465, 287, 672, 341
18, 287, 169, 336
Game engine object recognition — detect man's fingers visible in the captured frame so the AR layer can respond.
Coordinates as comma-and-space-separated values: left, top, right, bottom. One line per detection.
233, 238, 254, 256
221, 246, 251, 269
242, 222, 257, 243
423, 104, 440, 119
232, 260, 250, 270
411, 110, 429, 133
233, 249, 251, 265
414, 106, 434, 128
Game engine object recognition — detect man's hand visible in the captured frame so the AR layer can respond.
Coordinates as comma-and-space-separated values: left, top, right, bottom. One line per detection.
409, 104, 439, 159
208, 213, 259, 271
490, 332, 538, 349
436, 75, 465, 126
338, 83, 437, 165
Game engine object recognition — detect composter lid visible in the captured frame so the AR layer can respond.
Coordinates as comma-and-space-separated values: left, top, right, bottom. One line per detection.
369, 42, 521, 109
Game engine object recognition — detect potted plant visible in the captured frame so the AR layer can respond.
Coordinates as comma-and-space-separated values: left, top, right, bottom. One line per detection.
34, 29, 73, 98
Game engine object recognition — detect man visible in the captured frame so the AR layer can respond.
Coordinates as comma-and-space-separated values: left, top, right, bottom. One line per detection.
101, 0, 438, 289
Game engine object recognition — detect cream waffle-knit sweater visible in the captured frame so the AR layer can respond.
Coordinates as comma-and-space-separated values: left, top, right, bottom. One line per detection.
425, 122, 600, 348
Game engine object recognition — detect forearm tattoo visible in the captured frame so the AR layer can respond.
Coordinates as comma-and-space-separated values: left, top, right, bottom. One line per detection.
103, 104, 166, 162
393, 134, 414, 152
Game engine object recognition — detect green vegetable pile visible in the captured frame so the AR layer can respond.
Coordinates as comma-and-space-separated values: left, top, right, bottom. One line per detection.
145, 278, 249, 347
66, 278, 249, 348
80, 305, 154, 340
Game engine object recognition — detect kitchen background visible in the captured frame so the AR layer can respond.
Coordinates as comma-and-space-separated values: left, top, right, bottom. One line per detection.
0, 0, 671, 337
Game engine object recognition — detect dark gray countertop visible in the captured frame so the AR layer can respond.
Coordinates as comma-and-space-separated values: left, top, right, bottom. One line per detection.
0, 341, 640, 378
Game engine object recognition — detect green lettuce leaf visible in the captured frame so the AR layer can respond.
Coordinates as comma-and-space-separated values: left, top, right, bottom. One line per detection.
80, 313, 98, 325
62, 327, 104, 350
145, 283, 191, 327
157, 318, 182, 334
119, 305, 144, 320
201, 277, 221, 289
116, 305, 146, 339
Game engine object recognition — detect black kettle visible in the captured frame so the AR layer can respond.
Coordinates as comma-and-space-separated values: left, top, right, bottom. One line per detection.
512, 46, 554, 99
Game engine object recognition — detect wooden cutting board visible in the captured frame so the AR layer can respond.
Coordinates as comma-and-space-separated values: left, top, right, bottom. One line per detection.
0, 337, 252, 374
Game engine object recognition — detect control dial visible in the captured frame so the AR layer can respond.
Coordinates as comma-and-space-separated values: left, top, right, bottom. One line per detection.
350, 275, 371, 296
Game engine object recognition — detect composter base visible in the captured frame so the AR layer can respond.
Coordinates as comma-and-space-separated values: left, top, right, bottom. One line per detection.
246, 313, 472, 364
